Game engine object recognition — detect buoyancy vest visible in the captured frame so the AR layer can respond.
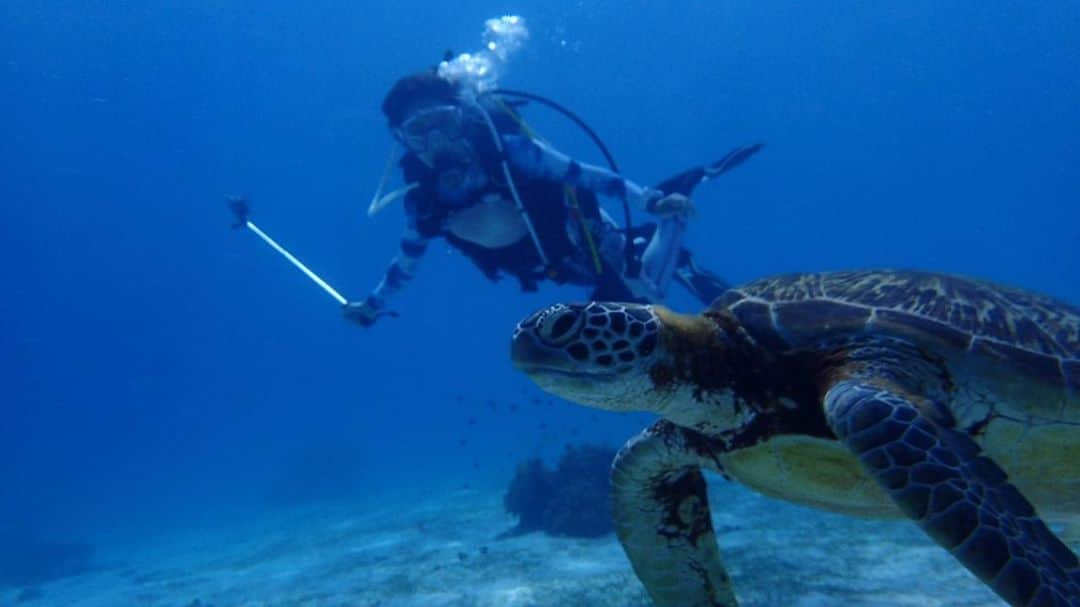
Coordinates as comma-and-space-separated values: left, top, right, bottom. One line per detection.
401, 106, 606, 292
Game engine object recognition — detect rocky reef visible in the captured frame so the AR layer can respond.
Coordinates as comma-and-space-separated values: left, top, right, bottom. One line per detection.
502, 443, 618, 538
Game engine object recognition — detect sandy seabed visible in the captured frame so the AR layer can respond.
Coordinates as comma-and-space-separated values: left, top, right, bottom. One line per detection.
2, 480, 1004, 607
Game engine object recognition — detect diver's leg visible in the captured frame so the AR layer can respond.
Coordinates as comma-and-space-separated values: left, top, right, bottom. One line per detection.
589, 212, 653, 302
638, 213, 688, 302
593, 210, 688, 304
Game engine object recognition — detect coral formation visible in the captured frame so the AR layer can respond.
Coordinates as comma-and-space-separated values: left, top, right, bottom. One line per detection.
502, 443, 617, 538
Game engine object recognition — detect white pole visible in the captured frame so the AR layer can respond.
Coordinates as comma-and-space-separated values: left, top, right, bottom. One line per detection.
243, 220, 348, 306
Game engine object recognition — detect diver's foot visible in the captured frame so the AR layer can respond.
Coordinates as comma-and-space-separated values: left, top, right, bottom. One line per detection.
675, 254, 730, 305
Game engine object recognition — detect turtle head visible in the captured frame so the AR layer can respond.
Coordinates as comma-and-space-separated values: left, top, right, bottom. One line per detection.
511, 302, 722, 413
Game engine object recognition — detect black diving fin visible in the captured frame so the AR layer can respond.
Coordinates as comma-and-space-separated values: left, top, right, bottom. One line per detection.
673, 250, 731, 306
654, 142, 764, 197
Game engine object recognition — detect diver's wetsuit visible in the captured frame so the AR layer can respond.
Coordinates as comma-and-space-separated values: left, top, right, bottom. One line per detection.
361, 105, 724, 317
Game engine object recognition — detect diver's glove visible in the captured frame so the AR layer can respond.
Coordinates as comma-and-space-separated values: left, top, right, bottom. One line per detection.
343, 297, 398, 327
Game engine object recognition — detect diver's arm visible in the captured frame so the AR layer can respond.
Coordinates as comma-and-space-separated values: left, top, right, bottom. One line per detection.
346, 211, 430, 326
501, 135, 659, 210
370, 216, 429, 307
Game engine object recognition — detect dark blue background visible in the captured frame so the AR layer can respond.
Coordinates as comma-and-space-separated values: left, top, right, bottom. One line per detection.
2, 1, 1077, 540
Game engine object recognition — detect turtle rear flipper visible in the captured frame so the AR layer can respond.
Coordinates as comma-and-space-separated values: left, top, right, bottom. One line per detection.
824, 379, 1080, 606
612, 420, 738, 607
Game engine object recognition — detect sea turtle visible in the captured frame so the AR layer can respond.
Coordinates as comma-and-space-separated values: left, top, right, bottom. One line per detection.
510, 270, 1080, 607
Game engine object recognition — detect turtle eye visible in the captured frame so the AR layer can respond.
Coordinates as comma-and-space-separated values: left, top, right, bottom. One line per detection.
536, 305, 584, 346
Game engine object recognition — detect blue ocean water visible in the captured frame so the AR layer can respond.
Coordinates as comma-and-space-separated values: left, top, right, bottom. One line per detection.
2, 0, 1078, 601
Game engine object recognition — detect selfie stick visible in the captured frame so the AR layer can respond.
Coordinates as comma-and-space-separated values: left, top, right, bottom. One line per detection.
228, 197, 348, 306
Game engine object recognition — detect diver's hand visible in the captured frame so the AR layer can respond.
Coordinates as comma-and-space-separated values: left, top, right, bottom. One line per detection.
343, 298, 398, 327
647, 192, 695, 220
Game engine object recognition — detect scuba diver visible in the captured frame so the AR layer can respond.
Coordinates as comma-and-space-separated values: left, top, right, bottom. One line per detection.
346, 70, 762, 327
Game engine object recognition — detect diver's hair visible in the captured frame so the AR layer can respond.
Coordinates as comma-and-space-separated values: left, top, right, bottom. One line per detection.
382, 71, 461, 127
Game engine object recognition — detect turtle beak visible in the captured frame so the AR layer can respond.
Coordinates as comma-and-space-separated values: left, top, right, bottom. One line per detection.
510, 329, 623, 408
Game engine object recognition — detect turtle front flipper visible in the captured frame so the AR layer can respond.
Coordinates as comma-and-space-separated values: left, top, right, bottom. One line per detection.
824, 380, 1080, 606
612, 419, 738, 607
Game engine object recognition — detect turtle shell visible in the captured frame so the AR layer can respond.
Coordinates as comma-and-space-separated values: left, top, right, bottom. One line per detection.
715, 270, 1080, 402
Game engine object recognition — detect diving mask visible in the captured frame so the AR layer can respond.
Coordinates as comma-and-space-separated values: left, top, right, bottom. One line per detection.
395, 104, 466, 162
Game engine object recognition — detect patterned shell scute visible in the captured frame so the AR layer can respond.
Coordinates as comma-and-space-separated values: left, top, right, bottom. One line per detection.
716, 271, 1080, 363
